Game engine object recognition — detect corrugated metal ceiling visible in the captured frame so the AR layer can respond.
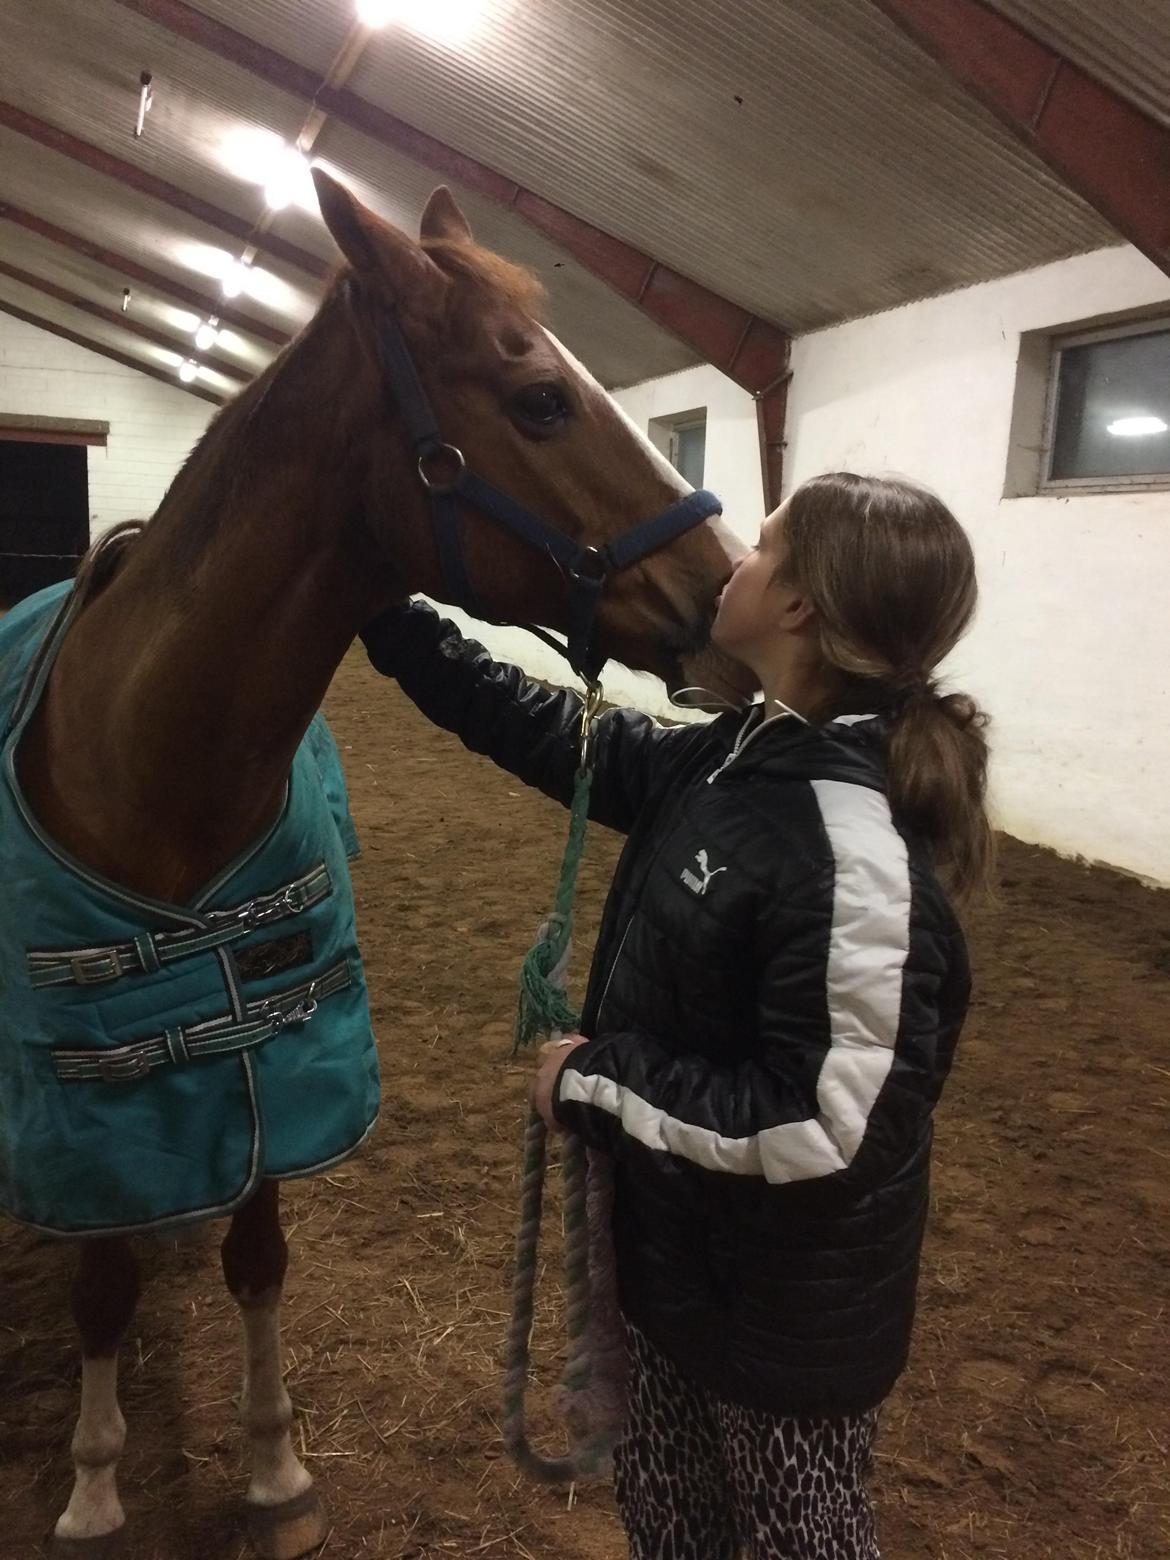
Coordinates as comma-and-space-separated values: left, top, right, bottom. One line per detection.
0, 222, 275, 375
345, 0, 1114, 329
191, 0, 355, 79
990, 0, 1170, 132
0, 267, 242, 396
0, 122, 322, 332
0, 0, 1140, 403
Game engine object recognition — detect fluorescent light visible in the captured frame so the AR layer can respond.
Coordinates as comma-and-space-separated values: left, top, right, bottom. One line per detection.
1106, 415, 1168, 437
178, 360, 199, 384
193, 317, 220, 351
264, 147, 311, 212
357, 0, 395, 23
356, 0, 484, 40
222, 258, 251, 299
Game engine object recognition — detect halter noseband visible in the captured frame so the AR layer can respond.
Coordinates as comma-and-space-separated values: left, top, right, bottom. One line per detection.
375, 311, 722, 684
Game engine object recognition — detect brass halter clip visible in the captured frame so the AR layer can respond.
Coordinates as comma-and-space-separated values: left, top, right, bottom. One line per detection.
578, 680, 603, 776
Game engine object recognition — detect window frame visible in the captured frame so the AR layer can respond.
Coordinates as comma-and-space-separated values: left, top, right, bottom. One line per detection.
667, 416, 707, 486
1040, 315, 1170, 495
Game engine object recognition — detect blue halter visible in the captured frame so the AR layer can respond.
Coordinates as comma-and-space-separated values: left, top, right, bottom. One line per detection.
375, 313, 722, 684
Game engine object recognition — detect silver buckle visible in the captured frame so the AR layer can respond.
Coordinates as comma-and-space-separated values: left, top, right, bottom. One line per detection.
242, 887, 303, 928
267, 980, 319, 1033
72, 948, 125, 985
97, 1051, 150, 1083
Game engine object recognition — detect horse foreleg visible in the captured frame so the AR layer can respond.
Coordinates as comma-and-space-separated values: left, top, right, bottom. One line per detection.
222, 1179, 325, 1560
52, 1237, 141, 1557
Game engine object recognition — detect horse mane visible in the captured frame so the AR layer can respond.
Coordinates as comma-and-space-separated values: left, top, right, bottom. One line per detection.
113, 239, 545, 585
71, 520, 147, 606
127, 285, 348, 585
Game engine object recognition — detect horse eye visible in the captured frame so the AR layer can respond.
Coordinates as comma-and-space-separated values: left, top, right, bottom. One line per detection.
510, 383, 570, 431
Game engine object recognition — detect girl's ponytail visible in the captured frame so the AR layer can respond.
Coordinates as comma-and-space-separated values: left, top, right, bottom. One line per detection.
886, 685, 993, 901
781, 473, 994, 902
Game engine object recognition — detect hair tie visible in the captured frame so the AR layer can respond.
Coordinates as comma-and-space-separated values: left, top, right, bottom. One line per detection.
894, 672, 934, 703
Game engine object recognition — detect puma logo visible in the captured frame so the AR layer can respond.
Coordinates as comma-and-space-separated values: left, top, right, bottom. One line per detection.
680, 849, 728, 897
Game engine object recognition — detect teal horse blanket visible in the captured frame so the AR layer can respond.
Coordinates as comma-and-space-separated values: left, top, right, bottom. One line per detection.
0, 581, 379, 1235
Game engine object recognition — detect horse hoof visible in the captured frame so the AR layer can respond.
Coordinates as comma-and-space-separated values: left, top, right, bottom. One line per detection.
246, 1487, 327, 1560
47, 1530, 126, 1560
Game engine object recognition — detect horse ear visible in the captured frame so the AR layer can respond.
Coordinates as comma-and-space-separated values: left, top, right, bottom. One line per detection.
313, 168, 440, 295
420, 186, 474, 246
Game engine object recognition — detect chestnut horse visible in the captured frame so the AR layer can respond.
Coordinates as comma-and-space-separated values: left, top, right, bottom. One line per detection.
13, 173, 747, 1558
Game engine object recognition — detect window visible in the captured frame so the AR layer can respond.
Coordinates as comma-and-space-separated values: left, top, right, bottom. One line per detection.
1005, 314, 1170, 497
669, 419, 707, 488
649, 408, 707, 488
1046, 320, 1170, 488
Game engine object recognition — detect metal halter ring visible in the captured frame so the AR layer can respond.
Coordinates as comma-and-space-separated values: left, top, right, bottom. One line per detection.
568, 545, 608, 584
417, 442, 466, 495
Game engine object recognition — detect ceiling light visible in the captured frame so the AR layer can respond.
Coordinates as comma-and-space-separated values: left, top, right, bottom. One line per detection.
356, 0, 395, 23
222, 257, 251, 298
264, 146, 311, 211
1106, 415, 1168, 437
135, 71, 154, 139
178, 360, 199, 383
194, 316, 220, 351
356, 0, 484, 40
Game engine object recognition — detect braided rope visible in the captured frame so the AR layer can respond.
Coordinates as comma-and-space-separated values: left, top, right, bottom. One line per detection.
502, 691, 623, 1483
513, 757, 592, 1050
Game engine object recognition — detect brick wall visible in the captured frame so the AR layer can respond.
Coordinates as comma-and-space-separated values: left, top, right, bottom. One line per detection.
0, 314, 215, 540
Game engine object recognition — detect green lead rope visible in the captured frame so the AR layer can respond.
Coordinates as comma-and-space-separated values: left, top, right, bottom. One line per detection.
503, 692, 614, 1484
513, 759, 593, 1052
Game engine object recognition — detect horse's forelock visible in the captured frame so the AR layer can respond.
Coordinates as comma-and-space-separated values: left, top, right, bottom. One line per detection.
423, 238, 547, 322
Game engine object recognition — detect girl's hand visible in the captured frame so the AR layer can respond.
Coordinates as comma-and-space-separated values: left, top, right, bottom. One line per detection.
532, 1034, 589, 1130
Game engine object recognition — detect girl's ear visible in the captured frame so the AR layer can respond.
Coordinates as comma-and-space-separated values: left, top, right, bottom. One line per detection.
787, 594, 818, 632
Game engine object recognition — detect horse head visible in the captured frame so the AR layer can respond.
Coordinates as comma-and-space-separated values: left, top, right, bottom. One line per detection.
314, 172, 754, 704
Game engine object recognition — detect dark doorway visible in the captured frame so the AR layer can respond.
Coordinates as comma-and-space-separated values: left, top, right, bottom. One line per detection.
0, 440, 90, 608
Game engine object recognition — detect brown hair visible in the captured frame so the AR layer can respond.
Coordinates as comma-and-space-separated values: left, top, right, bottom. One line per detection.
782, 472, 993, 901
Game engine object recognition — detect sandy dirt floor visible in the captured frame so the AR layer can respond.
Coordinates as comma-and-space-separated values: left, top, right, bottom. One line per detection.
1, 647, 1167, 1559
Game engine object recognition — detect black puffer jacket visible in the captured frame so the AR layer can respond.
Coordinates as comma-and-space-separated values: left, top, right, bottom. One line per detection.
363, 602, 970, 1418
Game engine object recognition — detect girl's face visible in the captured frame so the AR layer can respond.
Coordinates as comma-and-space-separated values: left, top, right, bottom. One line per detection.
711, 500, 794, 666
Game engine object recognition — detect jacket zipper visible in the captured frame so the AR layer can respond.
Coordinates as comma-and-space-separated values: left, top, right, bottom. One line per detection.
706, 708, 794, 783
595, 917, 634, 1028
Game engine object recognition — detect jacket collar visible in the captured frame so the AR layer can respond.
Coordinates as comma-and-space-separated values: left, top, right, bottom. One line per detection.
709, 702, 887, 786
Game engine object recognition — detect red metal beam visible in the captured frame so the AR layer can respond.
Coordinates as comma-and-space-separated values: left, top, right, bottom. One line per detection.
0, 102, 329, 280
0, 300, 226, 405
108, 0, 791, 395
869, 0, 1170, 275
0, 201, 290, 347
0, 259, 252, 385
755, 378, 790, 512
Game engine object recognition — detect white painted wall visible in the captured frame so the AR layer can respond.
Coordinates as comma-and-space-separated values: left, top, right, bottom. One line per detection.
0, 314, 213, 539
785, 244, 1170, 885
612, 362, 765, 544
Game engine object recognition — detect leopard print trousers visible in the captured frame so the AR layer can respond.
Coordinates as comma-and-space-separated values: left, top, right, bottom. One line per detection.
613, 1322, 881, 1560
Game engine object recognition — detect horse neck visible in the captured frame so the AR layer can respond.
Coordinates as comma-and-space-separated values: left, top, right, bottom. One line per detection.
24, 295, 406, 900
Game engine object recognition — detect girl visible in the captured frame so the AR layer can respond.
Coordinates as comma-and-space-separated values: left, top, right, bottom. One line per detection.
361, 472, 991, 1560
